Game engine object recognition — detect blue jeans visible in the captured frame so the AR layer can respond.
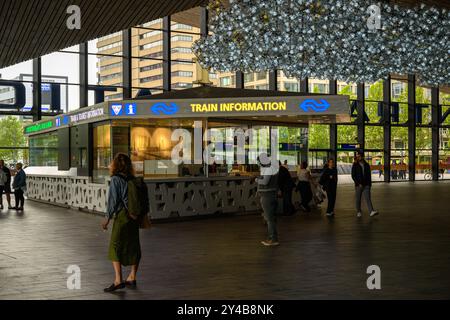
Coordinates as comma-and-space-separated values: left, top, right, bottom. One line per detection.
260, 191, 278, 241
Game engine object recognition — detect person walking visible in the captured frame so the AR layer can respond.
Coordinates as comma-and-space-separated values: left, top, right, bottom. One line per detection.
351, 151, 378, 218
0, 160, 13, 209
278, 160, 295, 216
296, 161, 313, 212
0, 164, 6, 210
319, 159, 338, 218
256, 154, 280, 247
101, 153, 142, 292
12, 163, 26, 211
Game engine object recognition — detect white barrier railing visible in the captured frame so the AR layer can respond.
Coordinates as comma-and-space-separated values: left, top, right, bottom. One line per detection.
26, 175, 261, 219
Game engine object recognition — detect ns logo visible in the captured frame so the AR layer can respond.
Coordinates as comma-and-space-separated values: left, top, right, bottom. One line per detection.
300, 99, 330, 112
150, 102, 180, 115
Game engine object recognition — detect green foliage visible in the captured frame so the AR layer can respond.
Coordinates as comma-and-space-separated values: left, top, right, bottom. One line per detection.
309, 124, 329, 149
308, 81, 436, 152
0, 116, 27, 164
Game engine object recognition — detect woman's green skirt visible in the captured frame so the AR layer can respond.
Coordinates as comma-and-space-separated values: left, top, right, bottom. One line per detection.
108, 208, 141, 266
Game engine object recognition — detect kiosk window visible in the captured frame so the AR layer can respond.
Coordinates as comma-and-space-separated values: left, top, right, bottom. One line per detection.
29, 132, 58, 166
130, 119, 203, 178
93, 124, 111, 183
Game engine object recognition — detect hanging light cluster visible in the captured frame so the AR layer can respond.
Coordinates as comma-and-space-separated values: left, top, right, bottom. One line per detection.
192, 0, 450, 85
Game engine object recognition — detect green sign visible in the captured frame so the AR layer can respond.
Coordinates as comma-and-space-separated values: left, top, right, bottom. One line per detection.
24, 121, 53, 134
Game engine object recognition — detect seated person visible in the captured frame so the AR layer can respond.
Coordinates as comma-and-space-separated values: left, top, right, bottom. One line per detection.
181, 166, 191, 176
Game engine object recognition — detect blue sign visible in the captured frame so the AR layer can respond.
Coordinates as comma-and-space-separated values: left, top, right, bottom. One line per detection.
278, 143, 305, 151
41, 84, 51, 92
150, 102, 179, 115
21, 106, 50, 112
339, 144, 359, 150
111, 103, 123, 116
56, 115, 70, 127
62, 115, 69, 125
124, 103, 137, 116
300, 99, 330, 112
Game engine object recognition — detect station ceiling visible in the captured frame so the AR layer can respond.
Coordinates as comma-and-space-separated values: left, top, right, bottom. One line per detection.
0, 0, 448, 91
0, 0, 208, 69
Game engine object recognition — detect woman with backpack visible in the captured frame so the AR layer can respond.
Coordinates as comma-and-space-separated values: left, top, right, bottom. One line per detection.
102, 153, 143, 292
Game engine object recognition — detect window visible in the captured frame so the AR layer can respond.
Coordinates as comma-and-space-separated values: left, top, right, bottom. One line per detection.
171, 35, 193, 42
172, 23, 193, 30
171, 47, 192, 54
93, 124, 111, 183
392, 82, 405, 98
140, 30, 161, 39
171, 71, 193, 77
130, 120, 200, 178
220, 77, 232, 87
309, 83, 328, 93
256, 71, 267, 81
140, 41, 163, 50
99, 53, 123, 62
140, 63, 163, 72
29, 132, 58, 166
141, 19, 162, 28
98, 32, 122, 41
99, 62, 122, 71
99, 73, 121, 82
172, 60, 192, 65
98, 42, 122, 52
244, 73, 254, 82
140, 75, 163, 83
284, 82, 299, 92
172, 82, 193, 89
140, 51, 163, 60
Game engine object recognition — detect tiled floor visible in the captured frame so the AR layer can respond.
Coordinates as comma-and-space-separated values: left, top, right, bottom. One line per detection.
0, 181, 449, 300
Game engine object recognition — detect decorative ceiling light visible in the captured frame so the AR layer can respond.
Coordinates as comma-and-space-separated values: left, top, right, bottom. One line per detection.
192, 0, 450, 86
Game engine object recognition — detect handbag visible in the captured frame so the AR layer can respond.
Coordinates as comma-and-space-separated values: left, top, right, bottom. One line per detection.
139, 214, 152, 229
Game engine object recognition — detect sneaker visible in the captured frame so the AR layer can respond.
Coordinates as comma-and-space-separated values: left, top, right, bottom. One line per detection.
326, 212, 335, 217
357, 212, 362, 218
370, 210, 379, 217
261, 240, 280, 247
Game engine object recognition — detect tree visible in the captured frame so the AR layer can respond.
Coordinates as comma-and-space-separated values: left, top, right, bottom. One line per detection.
0, 116, 27, 165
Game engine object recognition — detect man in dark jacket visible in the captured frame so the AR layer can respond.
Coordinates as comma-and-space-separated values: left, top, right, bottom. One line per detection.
319, 159, 338, 217
351, 152, 378, 218
12, 163, 26, 210
0, 159, 13, 209
277, 161, 295, 216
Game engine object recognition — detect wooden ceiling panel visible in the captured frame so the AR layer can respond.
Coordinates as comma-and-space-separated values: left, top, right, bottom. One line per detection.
0, 0, 208, 68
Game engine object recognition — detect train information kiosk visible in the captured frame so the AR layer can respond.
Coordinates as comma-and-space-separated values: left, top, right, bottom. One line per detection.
24, 86, 350, 220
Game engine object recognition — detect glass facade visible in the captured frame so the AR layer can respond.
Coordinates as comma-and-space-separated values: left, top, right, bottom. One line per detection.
1, 7, 448, 182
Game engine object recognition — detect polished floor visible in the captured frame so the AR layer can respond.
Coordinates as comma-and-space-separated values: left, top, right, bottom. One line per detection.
0, 181, 449, 300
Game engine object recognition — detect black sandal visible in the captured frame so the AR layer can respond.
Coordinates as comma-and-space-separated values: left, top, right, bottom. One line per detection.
125, 280, 137, 287
104, 282, 125, 292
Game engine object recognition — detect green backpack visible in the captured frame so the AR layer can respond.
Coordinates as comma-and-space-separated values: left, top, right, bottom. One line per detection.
123, 176, 151, 229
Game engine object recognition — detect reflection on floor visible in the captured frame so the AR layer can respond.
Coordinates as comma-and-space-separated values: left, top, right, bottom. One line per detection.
0, 181, 449, 299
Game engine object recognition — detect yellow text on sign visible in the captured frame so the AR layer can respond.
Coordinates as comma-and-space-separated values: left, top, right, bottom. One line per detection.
190, 101, 287, 113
